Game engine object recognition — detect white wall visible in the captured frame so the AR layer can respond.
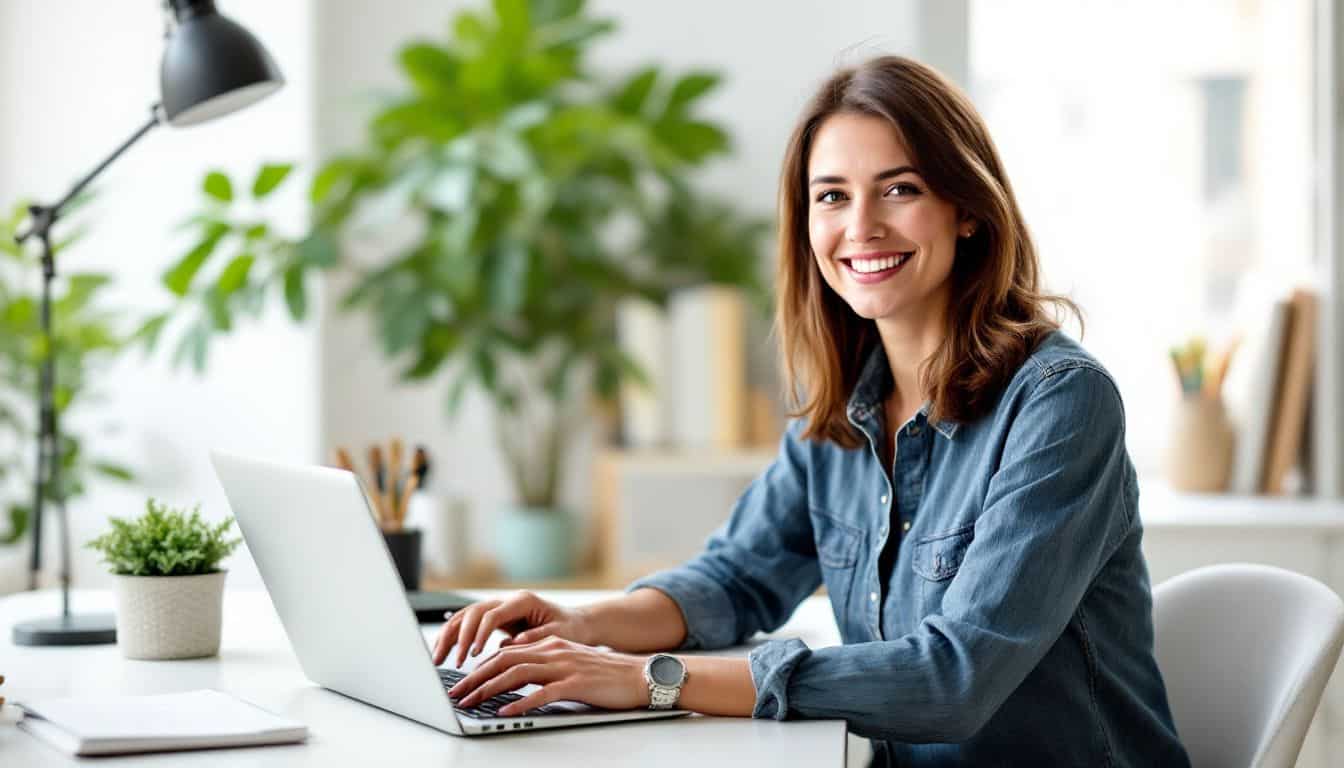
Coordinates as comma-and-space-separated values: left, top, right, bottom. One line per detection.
0, 1, 964, 591
0, 1, 320, 591
312, 0, 939, 565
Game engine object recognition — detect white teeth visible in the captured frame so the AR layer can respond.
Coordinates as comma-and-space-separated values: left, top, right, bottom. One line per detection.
848, 253, 910, 273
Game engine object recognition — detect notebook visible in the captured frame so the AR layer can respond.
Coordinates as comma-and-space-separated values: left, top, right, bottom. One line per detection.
17, 689, 308, 756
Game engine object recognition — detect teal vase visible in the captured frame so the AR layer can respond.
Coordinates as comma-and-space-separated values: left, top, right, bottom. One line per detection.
494, 507, 574, 581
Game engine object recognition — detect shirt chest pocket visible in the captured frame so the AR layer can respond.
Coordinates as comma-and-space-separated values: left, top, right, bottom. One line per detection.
810, 509, 863, 631
911, 523, 975, 616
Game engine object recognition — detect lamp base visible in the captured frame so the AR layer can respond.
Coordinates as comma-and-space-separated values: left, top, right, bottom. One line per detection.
12, 613, 117, 646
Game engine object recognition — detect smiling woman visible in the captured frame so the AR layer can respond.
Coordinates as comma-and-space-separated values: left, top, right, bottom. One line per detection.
435, 55, 1192, 768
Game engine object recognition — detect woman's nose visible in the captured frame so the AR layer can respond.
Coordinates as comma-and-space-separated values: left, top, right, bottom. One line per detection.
845, 198, 886, 243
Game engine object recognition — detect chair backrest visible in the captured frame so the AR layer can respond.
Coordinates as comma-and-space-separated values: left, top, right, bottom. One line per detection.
1153, 564, 1344, 768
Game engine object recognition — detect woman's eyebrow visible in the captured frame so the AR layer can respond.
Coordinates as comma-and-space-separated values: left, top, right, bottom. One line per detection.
808, 165, 919, 186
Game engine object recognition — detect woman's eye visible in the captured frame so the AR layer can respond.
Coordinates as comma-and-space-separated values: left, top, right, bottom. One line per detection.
887, 182, 921, 197
816, 189, 846, 204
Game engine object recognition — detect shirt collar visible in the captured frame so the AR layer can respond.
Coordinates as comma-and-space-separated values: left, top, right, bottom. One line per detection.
845, 344, 960, 440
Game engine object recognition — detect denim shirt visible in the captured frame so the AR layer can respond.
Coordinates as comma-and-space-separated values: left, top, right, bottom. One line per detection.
628, 332, 1191, 767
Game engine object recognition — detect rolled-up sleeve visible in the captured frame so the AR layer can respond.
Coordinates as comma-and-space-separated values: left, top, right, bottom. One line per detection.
626, 420, 820, 651
744, 366, 1136, 742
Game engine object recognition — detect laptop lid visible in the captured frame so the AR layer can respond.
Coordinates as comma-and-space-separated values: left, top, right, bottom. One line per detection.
210, 451, 463, 735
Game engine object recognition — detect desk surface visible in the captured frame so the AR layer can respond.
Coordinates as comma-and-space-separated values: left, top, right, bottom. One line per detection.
0, 589, 847, 767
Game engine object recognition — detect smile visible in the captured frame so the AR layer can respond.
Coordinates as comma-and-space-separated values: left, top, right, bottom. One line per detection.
840, 251, 913, 283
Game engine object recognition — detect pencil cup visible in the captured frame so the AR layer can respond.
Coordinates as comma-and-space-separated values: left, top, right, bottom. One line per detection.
1165, 394, 1235, 492
407, 493, 468, 578
381, 528, 422, 591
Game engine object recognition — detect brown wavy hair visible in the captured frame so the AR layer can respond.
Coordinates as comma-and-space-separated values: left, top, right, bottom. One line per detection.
776, 55, 1081, 448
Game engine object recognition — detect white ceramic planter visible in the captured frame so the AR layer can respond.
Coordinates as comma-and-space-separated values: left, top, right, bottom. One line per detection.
113, 570, 226, 660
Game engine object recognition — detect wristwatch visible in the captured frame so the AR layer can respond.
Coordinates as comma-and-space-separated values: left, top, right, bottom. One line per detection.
643, 653, 688, 710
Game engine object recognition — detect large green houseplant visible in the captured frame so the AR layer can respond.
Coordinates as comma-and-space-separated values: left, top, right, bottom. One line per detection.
0, 198, 134, 558
144, 0, 769, 579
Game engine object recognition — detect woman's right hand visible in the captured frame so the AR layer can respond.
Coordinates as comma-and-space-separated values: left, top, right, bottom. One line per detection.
431, 590, 598, 668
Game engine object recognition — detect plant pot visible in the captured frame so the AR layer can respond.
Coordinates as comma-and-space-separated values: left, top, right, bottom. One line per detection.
382, 527, 422, 591
494, 507, 574, 582
113, 571, 226, 660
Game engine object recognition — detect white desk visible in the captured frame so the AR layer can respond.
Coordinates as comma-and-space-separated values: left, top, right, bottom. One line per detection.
0, 589, 848, 767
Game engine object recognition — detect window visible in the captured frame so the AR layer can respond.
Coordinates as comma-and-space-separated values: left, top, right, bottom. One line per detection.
969, 0, 1316, 474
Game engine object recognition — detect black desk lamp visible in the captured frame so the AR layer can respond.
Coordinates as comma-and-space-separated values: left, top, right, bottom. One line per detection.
12, 0, 283, 646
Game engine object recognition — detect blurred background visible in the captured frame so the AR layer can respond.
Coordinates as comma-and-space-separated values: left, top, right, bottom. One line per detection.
1, 3, 1342, 749
4, 0, 1344, 761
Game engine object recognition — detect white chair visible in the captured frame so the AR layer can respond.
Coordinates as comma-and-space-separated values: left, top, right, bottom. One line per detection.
1153, 564, 1344, 768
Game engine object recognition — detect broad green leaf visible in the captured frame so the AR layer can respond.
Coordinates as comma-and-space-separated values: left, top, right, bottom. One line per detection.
403, 324, 461, 379
488, 241, 529, 314
663, 72, 721, 117
243, 223, 268, 241
611, 67, 658, 115
162, 223, 228, 297
472, 344, 498, 392
130, 313, 169, 353
203, 171, 233, 203
399, 43, 460, 95
529, 0, 584, 25
204, 289, 232, 331
379, 294, 430, 355
534, 18, 613, 51
453, 11, 489, 47
657, 120, 729, 163
251, 163, 293, 199
0, 504, 29, 545
443, 369, 470, 417
493, 0, 531, 48
311, 159, 352, 204
57, 274, 111, 315
297, 232, 339, 267
283, 264, 307, 321
215, 254, 255, 295
171, 320, 210, 372
92, 462, 134, 482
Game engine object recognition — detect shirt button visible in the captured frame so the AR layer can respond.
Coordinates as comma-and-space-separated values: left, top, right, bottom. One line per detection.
870, 592, 879, 602
880, 494, 888, 505
902, 520, 912, 532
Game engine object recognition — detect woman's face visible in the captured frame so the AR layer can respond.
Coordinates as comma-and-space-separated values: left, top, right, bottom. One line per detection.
806, 112, 968, 324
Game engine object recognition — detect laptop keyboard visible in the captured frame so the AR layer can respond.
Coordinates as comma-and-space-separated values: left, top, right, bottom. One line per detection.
439, 668, 593, 719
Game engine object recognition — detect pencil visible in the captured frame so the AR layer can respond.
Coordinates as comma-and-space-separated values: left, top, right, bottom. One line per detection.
389, 438, 404, 518
396, 472, 420, 527
412, 445, 430, 490
333, 447, 356, 474
368, 444, 388, 528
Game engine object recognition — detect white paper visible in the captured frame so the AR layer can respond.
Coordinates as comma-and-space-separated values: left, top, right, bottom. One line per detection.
19, 689, 303, 739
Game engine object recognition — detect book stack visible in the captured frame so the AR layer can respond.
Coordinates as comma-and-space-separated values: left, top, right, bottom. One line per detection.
1222, 288, 1318, 494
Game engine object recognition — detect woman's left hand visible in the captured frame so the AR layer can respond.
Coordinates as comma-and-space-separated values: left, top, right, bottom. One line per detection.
446, 636, 651, 716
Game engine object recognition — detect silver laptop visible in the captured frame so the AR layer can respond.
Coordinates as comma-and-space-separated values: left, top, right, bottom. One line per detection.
210, 451, 689, 736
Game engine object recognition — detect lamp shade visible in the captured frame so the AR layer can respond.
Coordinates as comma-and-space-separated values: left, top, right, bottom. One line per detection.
160, 0, 284, 127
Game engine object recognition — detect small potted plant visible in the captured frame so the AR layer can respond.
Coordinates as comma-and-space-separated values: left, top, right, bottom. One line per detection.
86, 498, 241, 660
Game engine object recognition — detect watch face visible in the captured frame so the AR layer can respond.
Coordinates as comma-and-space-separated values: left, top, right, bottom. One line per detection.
650, 655, 684, 686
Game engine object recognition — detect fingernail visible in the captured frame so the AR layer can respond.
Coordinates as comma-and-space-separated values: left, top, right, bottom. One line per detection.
471, 645, 480, 656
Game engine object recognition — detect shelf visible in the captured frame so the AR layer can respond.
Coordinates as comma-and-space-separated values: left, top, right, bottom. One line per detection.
1140, 481, 1344, 530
